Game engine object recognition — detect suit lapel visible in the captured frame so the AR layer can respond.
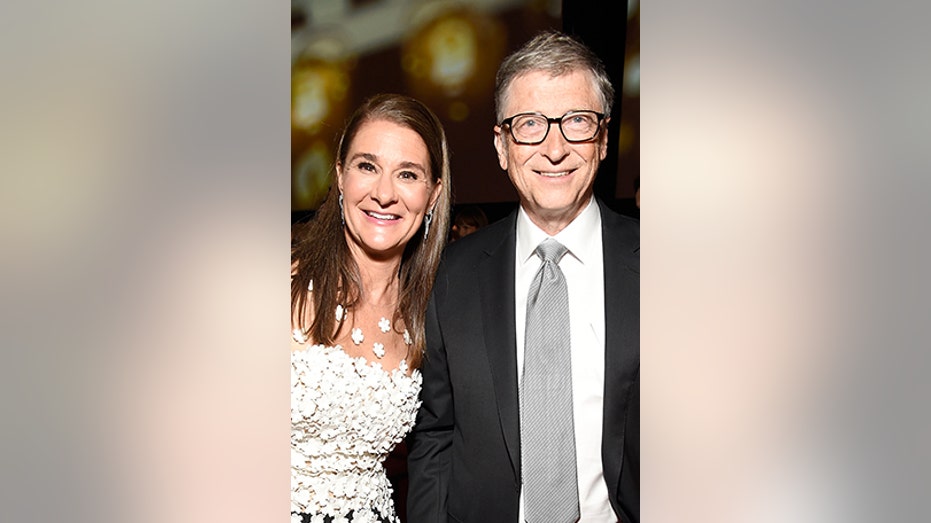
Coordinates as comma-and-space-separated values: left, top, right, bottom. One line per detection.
478, 212, 521, 480
473, 204, 640, 492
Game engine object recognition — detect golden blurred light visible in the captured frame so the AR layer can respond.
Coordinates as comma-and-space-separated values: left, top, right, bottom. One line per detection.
624, 53, 640, 97
292, 141, 333, 211
402, 3, 504, 117
424, 17, 477, 95
291, 58, 350, 133
291, 35, 354, 210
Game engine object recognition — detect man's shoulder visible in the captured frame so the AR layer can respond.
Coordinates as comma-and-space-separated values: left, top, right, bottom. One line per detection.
431, 216, 513, 300
596, 202, 639, 277
443, 213, 514, 262
597, 199, 639, 227
598, 200, 639, 241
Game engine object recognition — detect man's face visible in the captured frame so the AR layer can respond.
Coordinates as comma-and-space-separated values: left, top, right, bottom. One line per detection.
494, 69, 608, 233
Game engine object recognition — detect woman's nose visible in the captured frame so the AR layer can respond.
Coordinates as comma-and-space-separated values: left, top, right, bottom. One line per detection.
370, 173, 397, 205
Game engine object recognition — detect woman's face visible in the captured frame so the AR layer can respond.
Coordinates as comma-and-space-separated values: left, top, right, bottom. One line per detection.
337, 119, 441, 260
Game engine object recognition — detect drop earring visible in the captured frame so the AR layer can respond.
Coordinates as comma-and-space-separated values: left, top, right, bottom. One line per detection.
423, 209, 434, 240
338, 192, 345, 226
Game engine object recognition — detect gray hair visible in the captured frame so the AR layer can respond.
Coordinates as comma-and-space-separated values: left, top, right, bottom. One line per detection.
494, 30, 614, 123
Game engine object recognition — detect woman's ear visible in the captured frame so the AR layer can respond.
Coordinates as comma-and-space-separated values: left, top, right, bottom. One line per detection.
428, 177, 442, 210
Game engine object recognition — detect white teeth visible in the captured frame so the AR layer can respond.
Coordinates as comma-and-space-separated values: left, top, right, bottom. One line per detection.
539, 171, 569, 178
367, 211, 398, 220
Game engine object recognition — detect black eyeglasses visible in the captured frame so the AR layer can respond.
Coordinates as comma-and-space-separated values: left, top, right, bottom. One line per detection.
499, 110, 605, 145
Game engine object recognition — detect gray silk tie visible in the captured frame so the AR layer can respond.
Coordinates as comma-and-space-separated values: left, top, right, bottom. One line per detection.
521, 239, 579, 523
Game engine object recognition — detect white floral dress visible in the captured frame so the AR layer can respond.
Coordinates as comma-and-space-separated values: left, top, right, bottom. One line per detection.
291, 344, 422, 523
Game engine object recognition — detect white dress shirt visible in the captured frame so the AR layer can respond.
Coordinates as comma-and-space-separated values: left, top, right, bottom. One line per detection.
515, 197, 615, 522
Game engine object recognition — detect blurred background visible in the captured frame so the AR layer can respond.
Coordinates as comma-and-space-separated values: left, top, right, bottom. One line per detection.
291, 0, 640, 227
290, 2, 639, 513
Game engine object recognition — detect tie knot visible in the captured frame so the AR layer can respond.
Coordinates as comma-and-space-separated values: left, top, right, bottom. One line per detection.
535, 239, 568, 264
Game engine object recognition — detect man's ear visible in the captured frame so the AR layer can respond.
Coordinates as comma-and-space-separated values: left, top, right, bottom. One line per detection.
493, 126, 508, 171
598, 117, 611, 161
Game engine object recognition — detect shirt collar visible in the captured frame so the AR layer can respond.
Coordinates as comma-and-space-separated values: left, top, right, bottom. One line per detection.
516, 197, 600, 265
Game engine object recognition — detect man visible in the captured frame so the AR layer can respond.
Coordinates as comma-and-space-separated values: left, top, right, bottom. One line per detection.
407, 30, 639, 522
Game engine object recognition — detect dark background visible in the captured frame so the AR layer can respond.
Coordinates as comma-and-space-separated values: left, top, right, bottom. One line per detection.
292, 0, 639, 227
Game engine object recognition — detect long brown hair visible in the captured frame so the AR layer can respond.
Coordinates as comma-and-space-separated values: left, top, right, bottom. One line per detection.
291, 93, 452, 369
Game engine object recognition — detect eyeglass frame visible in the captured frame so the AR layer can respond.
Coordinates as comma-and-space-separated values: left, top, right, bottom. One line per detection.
498, 110, 607, 145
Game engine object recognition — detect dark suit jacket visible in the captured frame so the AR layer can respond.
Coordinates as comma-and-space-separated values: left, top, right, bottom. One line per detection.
407, 199, 639, 523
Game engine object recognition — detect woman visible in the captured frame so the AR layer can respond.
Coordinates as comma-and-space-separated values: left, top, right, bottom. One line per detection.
290, 93, 451, 523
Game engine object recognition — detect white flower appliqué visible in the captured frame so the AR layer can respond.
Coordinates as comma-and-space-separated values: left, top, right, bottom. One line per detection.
378, 317, 391, 333
351, 328, 364, 345
293, 328, 309, 344
402, 329, 412, 346
291, 344, 422, 521
335, 304, 345, 321
372, 342, 385, 358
